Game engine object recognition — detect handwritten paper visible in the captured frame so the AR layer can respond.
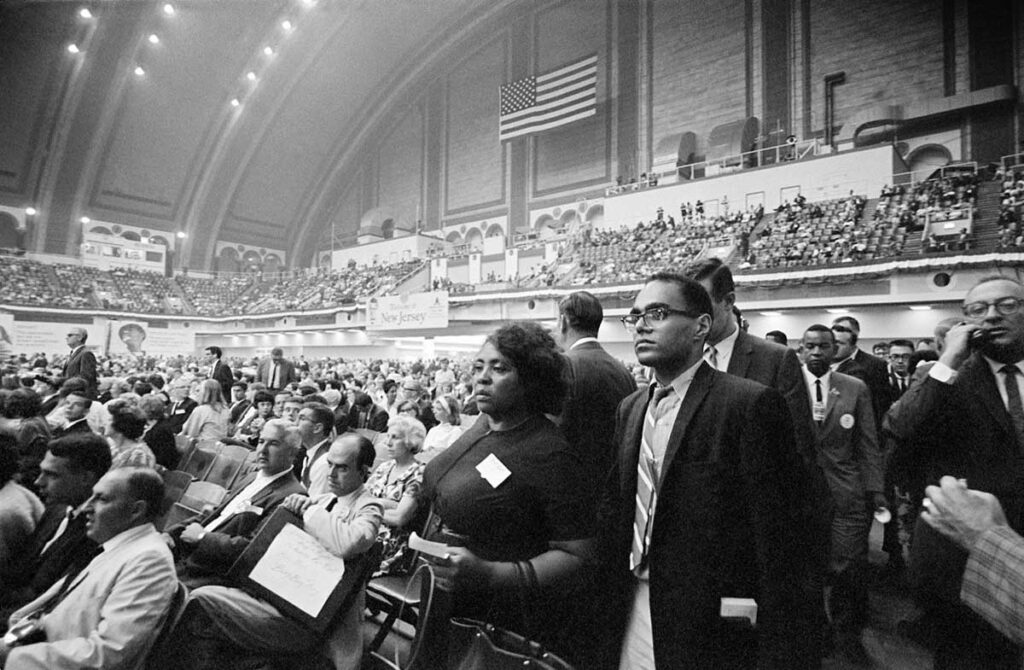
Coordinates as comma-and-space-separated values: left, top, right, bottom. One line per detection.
249, 524, 346, 618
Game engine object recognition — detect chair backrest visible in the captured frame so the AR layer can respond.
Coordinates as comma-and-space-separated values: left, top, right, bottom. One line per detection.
174, 433, 195, 455
159, 470, 193, 515
203, 453, 246, 489
179, 446, 219, 481
142, 581, 187, 669
179, 480, 227, 511
157, 501, 199, 532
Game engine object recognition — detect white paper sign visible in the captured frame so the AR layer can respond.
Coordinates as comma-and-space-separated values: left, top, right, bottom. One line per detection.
248, 524, 346, 618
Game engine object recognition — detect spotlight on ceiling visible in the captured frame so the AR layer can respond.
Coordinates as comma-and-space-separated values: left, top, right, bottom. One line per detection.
263, 46, 274, 56
246, 71, 257, 82
230, 98, 240, 107
133, 66, 146, 77
281, 19, 293, 31
80, 216, 91, 224
78, 8, 93, 19
148, 34, 160, 45
67, 44, 81, 54
26, 207, 37, 216
162, 4, 175, 16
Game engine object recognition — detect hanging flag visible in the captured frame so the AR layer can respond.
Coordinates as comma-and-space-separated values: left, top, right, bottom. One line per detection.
498, 53, 597, 142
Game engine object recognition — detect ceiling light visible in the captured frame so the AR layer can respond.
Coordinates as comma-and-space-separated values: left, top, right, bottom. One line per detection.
909, 305, 933, 311
176, 231, 187, 239
148, 34, 160, 45
78, 8, 93, 19
281, 19, 293, 31
230, 98, 240, 107
263, 46, 274, 56
67, 44, 81, 54
825, 308, 850, 314
162, 4, 175, 16
80, 216, 91, 224
759, 311, 783, 317
25, 207, 37, 216
133, 66, 146, 76
246, 71, 257, 81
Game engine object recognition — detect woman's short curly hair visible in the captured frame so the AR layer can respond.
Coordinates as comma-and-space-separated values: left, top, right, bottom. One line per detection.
3, 387, 41, 419
108, 400, 147, 440
484, 321, 566, 415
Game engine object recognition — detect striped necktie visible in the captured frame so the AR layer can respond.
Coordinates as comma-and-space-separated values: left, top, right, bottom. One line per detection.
630, 385, 674, 572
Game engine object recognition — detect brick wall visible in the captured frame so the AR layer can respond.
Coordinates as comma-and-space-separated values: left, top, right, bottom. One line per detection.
377, 105, 424, 229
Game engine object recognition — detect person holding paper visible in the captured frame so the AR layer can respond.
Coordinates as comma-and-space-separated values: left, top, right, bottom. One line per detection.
418, 321, 594, 664
160, 432, 382, 670
366, 415, 426, 576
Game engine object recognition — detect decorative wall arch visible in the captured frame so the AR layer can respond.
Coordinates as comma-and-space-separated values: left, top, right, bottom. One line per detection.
217, 247, 240, 273
88, 226, 113, 236
381, 218, 396, 239
584, 204, 604, 223
485, 223, 504, 238
533, 213, 554, 231
464, 228, 483, 249
150, 235, 170, 247
445, 230, 463, 244
906, 143, 952, 181
120, 230, 141, 241
263, 253, 283, 272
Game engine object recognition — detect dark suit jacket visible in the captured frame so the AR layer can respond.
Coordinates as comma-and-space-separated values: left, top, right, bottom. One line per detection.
348, 404, 388, 432
143, 419, 180, 470
62, 346, 97, 398
256, 357, 298, 392
228, 399, 252, 426
166, 398, 198, 434
836, 349, 892, 431
812, 372, 883, 513
560, 340, 636, 493
168, 471, 305, 585
212, 360, 234, 402
51, 418, 93, 438
600, 363, 803, 669
1, 506, 99, 606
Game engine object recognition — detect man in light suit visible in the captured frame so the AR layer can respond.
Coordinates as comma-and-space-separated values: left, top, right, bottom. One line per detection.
800, 324, 885, 666
165, 419, 305, 588
888, 276, 1024, 668
256, 347, 298, 395
204, 346, 234, 402
61, 327, 96, 399
1, 467, 176, 670
556, 290, 636, 494
162, 434, 383, 670
601, 272, 805, 669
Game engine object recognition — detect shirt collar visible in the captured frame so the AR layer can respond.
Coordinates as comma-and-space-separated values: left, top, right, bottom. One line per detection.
101, 522, 155, 552
707, 323, 739, 360
653, 358, 704, 398
983, 355, 1024, 377
253, 467, 294, 488
569, 337, 599, 351
802, 365, 832, 386
305, 437, 332, 455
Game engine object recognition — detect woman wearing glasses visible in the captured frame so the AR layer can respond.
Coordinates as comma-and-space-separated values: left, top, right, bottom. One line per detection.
418, 321, 593, 664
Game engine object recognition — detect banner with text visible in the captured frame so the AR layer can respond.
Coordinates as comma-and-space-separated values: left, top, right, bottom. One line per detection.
13, 321, 104, 356
108, 320, 196, 356
367, 291, 449, 331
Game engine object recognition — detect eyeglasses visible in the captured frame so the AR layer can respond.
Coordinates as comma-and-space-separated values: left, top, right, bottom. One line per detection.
621, 307, 696, 331
962, 297, 1024, 319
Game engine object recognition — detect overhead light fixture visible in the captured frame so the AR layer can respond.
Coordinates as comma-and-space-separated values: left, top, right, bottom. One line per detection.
246, 71, 257, 81
909, 305, 933, 311
263, 46, 274, 56
230, 98, 240, 107
825, 308, 850, 314
80, 216, 91, 224
176, 231, 187, 239
25, 207, 37, 216
281, 19, 293, 31
148, 34, 160, 45
133, 66, 146, 76
759, 311, 783, 317
67, 44, 81, 54
162, 3, 175, 16
78, 8, 93, 19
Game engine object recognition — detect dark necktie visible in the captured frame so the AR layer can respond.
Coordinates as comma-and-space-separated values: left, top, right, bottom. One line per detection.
815, 379, 823, 402
1001, 365, 1024, 450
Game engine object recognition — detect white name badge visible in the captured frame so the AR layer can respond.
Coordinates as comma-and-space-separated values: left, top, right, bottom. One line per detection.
812, 401, 826, 422
476, 453, 512, 489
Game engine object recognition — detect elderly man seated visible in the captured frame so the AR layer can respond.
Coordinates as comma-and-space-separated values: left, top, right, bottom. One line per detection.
0, 467, 177, 669
160, 433, 383, 670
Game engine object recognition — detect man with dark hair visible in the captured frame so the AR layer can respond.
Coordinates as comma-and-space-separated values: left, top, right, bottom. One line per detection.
556, 290, 636, 493
602, 271, 805, 668
294, 402, 335, 495
831, 316, 893, 428
227, 381, 250, 425
799, 324, 884, 665
165, 419, 306, 588
1, 433, 112, 609
51, 392, 93, 438
61, 328, 96, 399
887, 339, 915, 398
1, 467, 176, 670
888, 275, 1024, 668
765, 330, 789, 347
256, 347, 298, 394
205, 346, 234, 402
348, 391, 388, 432
163, 433, 382, 670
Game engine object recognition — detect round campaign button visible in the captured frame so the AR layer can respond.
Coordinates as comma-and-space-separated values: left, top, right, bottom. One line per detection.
839, 413, 855, 429
874, 507, 892, 524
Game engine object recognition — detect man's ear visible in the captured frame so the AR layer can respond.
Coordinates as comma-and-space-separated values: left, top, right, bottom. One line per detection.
723, 291, 737, 310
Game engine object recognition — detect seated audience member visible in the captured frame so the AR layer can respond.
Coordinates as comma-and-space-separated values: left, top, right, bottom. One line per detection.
165, 379, 197, 434
0, 387, 51, 491
105, 400, 156, 469
233, 390, 275, 447
0, 437, 43, 579
321, 388, 350, 435
367, 417, 426, 576
294, 403, 334, 496
227, 381, 250, 426
0, 467, 177, 669
419, 395, 463, 463
46, 377, 105, 435
160, 434, 382, 670
0, 434, 112, 610
50, 392, 93, 438
280, 395, 304, 425
348, 390, 388, 431
139, 394, 179, 470
165, 419, 305, 589
181, 379, 230, 441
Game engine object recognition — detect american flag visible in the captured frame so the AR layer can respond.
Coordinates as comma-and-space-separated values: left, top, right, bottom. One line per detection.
499, 54, 598, 142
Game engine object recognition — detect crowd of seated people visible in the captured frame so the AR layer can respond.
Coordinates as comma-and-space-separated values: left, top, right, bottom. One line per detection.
109, 268, 183, 314
877, 172, 979, 235
997, 168, 1024, 239
0, 258, 94, 309
177, 274, 256, 316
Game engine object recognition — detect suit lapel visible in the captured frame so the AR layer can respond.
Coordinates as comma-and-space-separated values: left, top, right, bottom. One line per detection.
659, 363, 713, 487
619, 393, 648, 491
823, 374, 842, 423
727, 331, 753, 378
964, 354, 1013, 436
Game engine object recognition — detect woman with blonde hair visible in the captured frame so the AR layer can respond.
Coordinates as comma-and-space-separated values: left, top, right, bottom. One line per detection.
181, 379, 230, 441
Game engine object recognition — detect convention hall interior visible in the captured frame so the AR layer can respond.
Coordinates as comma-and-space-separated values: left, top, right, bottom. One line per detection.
1, 0, 1023, 668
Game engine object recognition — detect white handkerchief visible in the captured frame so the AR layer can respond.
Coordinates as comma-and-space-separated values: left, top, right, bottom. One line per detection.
476, 453, 511, 489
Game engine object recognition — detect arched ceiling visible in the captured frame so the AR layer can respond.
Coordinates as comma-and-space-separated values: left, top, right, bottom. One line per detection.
0, 0, 515, 268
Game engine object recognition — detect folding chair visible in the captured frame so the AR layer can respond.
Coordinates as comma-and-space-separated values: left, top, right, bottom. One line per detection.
204, 444, 251, 488
178, 443, 221, 481
179, 481, 227, 512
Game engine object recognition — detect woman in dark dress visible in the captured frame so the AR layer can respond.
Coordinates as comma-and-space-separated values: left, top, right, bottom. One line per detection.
419, 321, 594, 661
139, 394, 180, 470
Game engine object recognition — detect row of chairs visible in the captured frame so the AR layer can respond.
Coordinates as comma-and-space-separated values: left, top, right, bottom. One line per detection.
157, 437, 258, 530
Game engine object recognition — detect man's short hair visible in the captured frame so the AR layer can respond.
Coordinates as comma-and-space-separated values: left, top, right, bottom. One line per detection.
48, 433, 113, 477
336, 433, 376, 475
206, 346, 223, 359
66, 391, 93, 411
253, 390, 275, 406
262, 418, 302, 451
682, 257, 734, 302
120, 467, 165, 521
832, 315, 861, 335
231, 380, 248, 392
147, 374, 165, 390
303, 402, 335, 437
352, 391, 373, 409
558, 291, 604, 334
70, 327, 88, 343
804, 323, 836, 342
646, 271, 715, 321
831, 322, 859, 345
270, 347, 284, 357
889, 339, 915, 351
59, 376, 89, 398
764, 330, 788, 346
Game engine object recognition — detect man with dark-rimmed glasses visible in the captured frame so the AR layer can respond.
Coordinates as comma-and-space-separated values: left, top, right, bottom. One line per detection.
888, 275, 1024, 669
